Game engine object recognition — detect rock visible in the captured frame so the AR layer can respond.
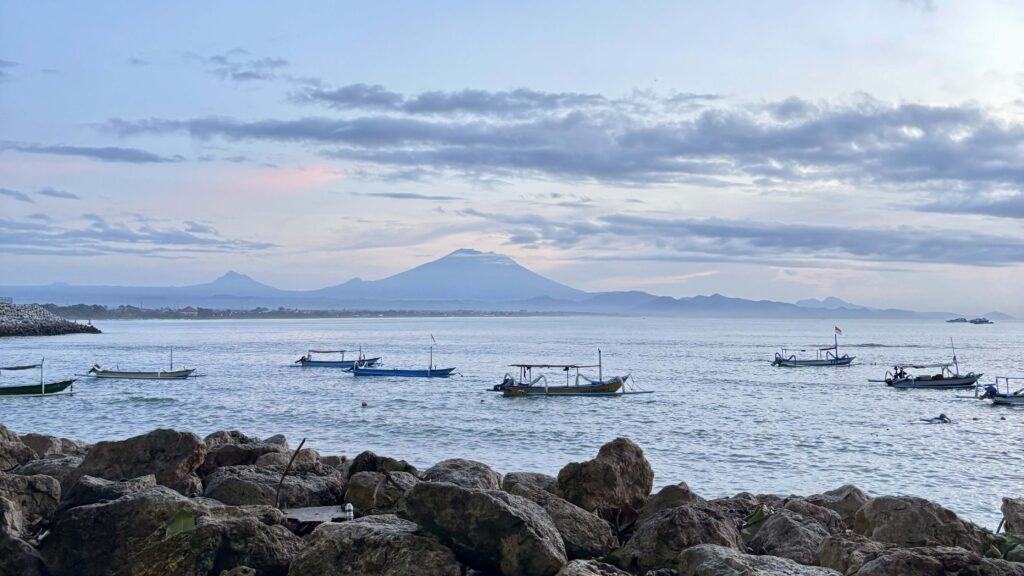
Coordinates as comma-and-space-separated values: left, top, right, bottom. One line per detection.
0, 473, 60, 532
854, 546, 1024, 576
0, 425, 18, 444
199, 433, 290, 477
614, 504, 743, 574
0, 425, 37, 472
807, 485, 872, 528
11, 456, 82, 493
853, 496, 987, 553
0, 302, 100, 337
638, 482, 705, 526
0, 496, 23, 535
0, 531, 49, 576
423, 458, 502, 490
678, 544, 842, 575
348, 450, 419, 478
288, 515, 461, 576
709, 492, 786, 522
556, 438, 654, 526
405, 480, 567, 576
57, 474, 156, 512
784, 498, 844, 535
509, 483, 617, 560
41, 485, 302, 576
204, 430, 264, 450
817, 532, 896, 575
1003, 498, 1024, 534
503, 471, 558, 493
748, 509, 830, 566
220, 568, 256, 576
19, 434, 90, 459
345, 470, 418, 515
204, 464, 346, 508
556, 560, 631, 576
170, 472, 204, 497
255, 448, 320, 467
75, 428, 207, 487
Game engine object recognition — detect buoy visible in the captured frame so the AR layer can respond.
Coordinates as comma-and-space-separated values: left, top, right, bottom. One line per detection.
345, 503, 354, 521
361, 401, 368, 408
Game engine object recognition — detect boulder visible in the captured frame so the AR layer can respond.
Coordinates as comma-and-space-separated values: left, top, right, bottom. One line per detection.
709, 492, 786, 522
817, 532, 896, 575
41, 486, 302, 576
204, 431, 265, 450
0, 495, 23, 535
220, 568, 256, 576
807, 485, 872, 528
204, 464, 345, 508
1003, 498, 1024, 535
0, 473, 60, 532
255, 448, 320, 468
75, 428, 207, 487
637, 482, 705, 526
748, 509, 830, 566
345, 470, 418, 515
170, 472, 204, 497
348, 450, 419, 478
784, 499, 844, 535
199, 432, 289, 477
404, 480, 567, 576
556, 438, 654, 526
11, 456, 82, 493
288, 515, 461, 576
503, 471, 558, 493
509, 483, 617, 560
678, 544, 842, 575
423, 458, 502, 490
0, 531, 49, 576
613, 503, 743, 574
57, 474, 156, 513
853, 496, 987, 553
0, 425, 37, 472
20, 434, 89, 459
556, 560, 631, 576
854, 546, 1024, 576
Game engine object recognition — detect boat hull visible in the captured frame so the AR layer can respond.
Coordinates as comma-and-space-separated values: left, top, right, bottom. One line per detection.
0, 379, 75, 397
351, 367, 456, 378
298, 357, 381, 369
773, 357, 854, 367
500, 376, 626, 397
989, 395, 1024, 405
888, 374, 982, 390
89, 369, 195, 380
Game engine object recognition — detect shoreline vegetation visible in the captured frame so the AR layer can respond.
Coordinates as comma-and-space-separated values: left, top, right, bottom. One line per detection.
1, 426, 1023, 575
0, 303, 101, 338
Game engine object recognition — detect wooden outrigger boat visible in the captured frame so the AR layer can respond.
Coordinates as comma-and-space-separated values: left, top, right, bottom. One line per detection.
295, 349, 381, 369
0, 360, 75, 397
87, 347, 195, 380
772, 330, 853, 367
350, 341, 455, 378
869, 341, 980, 390
493, 350, 647, 397
979, 376, 1024, 405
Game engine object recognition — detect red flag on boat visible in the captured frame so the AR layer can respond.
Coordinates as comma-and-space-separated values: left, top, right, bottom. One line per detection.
834, 326, 843, 335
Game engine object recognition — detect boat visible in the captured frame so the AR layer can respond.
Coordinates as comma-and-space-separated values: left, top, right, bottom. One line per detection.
87, 347, 195, 380
874, 363, 982, 390
295, 349, 381, 369
0, 360, 75, 397
493, 350, 646, 397
772, 330, 853, 367
946, 317, 968, 323
350, 339, 455, 378
978, 376, 1024, 405
969, 317, 993, 324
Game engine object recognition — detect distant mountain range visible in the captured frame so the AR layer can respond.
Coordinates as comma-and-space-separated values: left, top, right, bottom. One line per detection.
1, 248, 1013, 319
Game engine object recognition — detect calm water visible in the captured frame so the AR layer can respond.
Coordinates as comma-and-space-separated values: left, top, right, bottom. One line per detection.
1, 317, 1021, 527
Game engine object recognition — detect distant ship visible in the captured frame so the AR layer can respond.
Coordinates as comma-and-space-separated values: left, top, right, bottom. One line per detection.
969, 317, 993, 324
946, 317, 967, 323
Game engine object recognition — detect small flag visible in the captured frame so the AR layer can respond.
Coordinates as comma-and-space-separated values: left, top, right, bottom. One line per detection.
430, 333, 437, 344
834, 326, 843, 335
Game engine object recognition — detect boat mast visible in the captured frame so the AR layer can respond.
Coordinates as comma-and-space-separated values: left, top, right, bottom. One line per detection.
40, 357, 44, 392
598, 349, 603, 382
950, 338, 959, 375
170, 346, 174, 371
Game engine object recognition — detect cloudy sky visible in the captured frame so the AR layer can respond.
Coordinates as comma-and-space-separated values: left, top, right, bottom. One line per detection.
2, 1, 1023, 314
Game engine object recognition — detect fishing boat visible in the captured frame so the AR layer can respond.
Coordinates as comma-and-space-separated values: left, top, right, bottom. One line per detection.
946, 317, 968, 323
978, 377, 1024, 406
0, 360, 75, 397
493, 350, 646, 397
87, 347, 195, 380
969, 317, 993, 324
294, 349, 381, 369
873, 363, 982, 390
350, 339, 455, 378
772, 329, 853, 367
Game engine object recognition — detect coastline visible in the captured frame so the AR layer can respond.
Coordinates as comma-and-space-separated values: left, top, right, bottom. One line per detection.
0, 303, 101, 338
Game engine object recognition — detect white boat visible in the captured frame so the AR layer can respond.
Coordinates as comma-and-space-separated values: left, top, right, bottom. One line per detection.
979, 376, 1024, 405
876, 362, 982, 390
772, 332, 853, 367
86, 347, 195, 380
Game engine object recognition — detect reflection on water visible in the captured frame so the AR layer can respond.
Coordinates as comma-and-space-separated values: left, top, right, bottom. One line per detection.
1, 316, 1021, 528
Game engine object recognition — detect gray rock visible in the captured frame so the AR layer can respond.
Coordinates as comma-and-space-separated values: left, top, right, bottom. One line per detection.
614, 504, 743, 574
345, 470, 418, 515
57, 474, 156, 513
749, 509, 830, 566
199, 436, 290, 477
0, 425, 37, 472
817, 532, 897, 575
288, 515, 461, 576
0, 495, 23, 535
75, 428, 207, 487
0, 302, 100, 337
0, 425, 18, 444
204, 463, 346, 508
807, 485, 872, 528
11, 456, 82, 494
784, 498, 844, 535
170, 472, 204, 497
678, 544, 842, 575
204, 430, 265, 450
348, 450, 419, 478
219, 568, 256, 576
0, 473, 60, 533
20, 434, 90, 459
0, 531, 49, 576
503, 471, 558, 493
853, 496, 988, 553
556, 438, 654, 527
509, 483, 617, 560
638, 482, 705, 526
405, 480, 567, 576
556, 560, 631, 576
1003, 497, 1024, 534
853, 546, 1024, 576
423, 458, 502, 490
255, 447, 320, 468
709, 492, 786, 522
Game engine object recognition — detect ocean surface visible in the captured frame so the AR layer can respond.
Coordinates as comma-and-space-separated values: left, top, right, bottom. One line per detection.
2, 316, 1021, 527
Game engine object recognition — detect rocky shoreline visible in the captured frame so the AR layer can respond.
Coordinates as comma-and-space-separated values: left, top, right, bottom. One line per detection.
0, 303, 101, 338
2, 425, 1022, 576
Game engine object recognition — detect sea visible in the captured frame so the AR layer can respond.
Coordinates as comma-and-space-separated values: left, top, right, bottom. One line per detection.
1, 316, 1021, 528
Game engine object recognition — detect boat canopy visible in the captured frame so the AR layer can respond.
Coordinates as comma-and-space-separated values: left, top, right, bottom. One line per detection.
509, 363, 599, 368
896, 363, 952, 369
1, 363, 42, 371
309, 349, 347, 354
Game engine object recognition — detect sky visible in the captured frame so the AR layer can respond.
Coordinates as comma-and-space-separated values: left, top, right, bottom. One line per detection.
2, 0, 1023, 315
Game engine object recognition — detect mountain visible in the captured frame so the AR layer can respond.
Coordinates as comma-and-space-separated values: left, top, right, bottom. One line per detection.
795, 297, 870, 310
179, 271, 284, 298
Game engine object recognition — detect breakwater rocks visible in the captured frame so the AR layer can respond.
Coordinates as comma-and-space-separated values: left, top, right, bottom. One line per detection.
0, 303, 101, 337
1, 425, 1023, 576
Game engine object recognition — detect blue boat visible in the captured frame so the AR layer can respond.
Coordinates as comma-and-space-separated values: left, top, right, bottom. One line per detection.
351, 366, 456, 378
295, 349, 381, 369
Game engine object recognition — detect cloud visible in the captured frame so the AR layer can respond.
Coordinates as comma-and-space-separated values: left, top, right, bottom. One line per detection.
0, 58, 16, 81
127, 57, 149, 66
2, 142, 183, 163
0, 187, 33, 203
351, 191, 463, 201
0, 214, 275, 257
36, 187, 80, 200
920, 191, 1024, 219
198, 49, 289, 82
